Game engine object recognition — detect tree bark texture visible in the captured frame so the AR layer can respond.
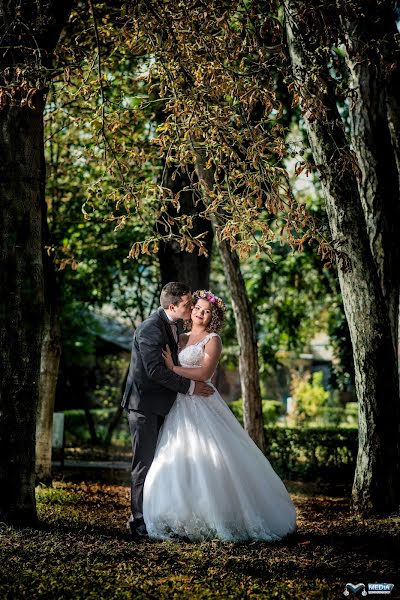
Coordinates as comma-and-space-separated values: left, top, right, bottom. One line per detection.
0, 0, 72, 523
158, 165, 213, 290
216, 239, 266, 453
285, 1, 400, 515
193, 149, 266, 453
0, 103, 45, 522
339, 2, 400, 351
35, 243, 62, 484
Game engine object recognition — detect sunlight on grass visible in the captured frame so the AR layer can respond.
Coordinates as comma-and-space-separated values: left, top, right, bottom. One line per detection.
35, 484, 84, 506
0, 482, 397, 599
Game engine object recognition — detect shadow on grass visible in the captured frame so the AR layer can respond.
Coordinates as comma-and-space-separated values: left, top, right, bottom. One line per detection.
0, 481, 398, 599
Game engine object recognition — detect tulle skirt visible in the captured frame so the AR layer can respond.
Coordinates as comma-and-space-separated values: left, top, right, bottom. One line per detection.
143, 387, 297, 542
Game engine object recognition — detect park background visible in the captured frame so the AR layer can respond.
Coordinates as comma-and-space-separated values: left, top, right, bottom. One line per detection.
0, 1, 399, 598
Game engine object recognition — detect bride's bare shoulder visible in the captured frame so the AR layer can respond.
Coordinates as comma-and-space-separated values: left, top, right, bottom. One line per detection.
205, 333, 222, 348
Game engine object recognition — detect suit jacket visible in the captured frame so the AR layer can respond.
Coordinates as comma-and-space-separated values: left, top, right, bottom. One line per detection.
121, 307, 191, 415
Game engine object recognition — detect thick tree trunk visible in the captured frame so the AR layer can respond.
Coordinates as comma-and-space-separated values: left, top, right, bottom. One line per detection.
158, 166, 213, 290
285, 2, 400, 515
193, 149, 265, 452
0, 103, 45, 523
0, 0, 72, 523
340, 2, 400, 351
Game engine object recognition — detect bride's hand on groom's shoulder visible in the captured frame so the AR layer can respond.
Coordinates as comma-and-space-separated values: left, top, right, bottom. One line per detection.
162, 345, 175, 370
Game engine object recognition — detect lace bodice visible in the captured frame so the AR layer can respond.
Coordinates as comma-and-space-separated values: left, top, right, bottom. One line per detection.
178, 332, 219, 368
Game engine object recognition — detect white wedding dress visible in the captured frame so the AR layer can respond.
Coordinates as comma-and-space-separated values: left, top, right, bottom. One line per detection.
143, 333, 297, 542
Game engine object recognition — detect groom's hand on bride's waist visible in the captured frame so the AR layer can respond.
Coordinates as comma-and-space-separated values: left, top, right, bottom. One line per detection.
193, 381, 214, 396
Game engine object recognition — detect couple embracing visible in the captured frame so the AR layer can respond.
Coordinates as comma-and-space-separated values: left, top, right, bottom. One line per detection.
122, 282, 297, 542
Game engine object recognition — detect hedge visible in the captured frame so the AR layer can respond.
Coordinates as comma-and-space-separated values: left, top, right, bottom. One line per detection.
264, 426, 358, 481
61, 409, 358, 481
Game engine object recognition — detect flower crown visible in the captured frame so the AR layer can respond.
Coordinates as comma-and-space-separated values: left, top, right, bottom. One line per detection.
193, 289, 227, 311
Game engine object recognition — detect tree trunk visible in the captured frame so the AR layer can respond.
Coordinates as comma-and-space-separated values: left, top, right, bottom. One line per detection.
0, 0, 72, 524
104, 404, 124, 448
340, 2, 400, 351
84, 404, 100, 446
35, 257, 61, 484
193, 149, 265, 453
217, 239, 266, 452
158, 166, 213, 290
0, 103, 45, 523
285, 1, 400, 515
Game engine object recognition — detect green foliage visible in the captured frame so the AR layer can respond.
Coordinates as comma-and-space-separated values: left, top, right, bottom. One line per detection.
36, 485, 83, 506
265, 426, 358, 481
91, 355, 128, 409
44, 3, 356, 407
46, 4, 354, 393
44, 12, 165, 412
209, 206, 350, 377
289, 371, 330, 425
244, 244, 336, 369
48, 5, 171, 262
342, 401, 358, 425
45, 6, 163, 387
60, 302, 102, 368
64, 409, 129, 447
308, 402, 357, 428
229, 398, 358, 480
328, 300, 355, 390
229, 399, 285, 426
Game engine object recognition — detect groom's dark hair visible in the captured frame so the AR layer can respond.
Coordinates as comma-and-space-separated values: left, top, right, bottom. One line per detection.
160, 282, 191, 308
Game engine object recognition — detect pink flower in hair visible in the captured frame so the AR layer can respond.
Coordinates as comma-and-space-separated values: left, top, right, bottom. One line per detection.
193, 289, 226, 311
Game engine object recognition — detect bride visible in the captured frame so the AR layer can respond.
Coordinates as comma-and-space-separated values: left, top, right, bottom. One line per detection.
143, 290, 297, 542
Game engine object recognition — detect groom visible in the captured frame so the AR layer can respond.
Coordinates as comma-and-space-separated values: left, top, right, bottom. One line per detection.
122, 281, 214, 537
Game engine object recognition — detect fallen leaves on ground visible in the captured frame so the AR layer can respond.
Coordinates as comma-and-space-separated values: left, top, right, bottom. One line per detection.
0, 480, 399, 599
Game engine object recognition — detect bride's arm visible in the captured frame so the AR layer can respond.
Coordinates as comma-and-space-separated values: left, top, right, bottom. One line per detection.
164, 336, 222, 381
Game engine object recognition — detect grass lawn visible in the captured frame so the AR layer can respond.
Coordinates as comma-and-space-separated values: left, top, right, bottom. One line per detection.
0, 480, 399, 599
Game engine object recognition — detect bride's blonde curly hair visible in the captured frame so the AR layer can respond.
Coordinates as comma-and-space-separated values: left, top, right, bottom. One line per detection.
184, 290, 226, 333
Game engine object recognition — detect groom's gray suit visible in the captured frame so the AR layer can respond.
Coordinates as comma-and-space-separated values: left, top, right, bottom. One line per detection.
122, 307, 191, 533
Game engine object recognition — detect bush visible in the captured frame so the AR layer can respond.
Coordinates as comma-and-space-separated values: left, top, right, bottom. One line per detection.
343, 401, 358, 426
289, 370, 330, 425
229, 399, 357, 481
64, 409, 130, 447
264, 426, 358, 481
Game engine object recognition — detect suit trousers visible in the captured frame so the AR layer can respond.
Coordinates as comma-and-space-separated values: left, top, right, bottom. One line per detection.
127, 409, 165, 525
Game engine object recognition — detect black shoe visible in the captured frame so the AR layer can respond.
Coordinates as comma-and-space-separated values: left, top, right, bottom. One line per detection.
134, 523, 149, 538
127, 519, 148, 538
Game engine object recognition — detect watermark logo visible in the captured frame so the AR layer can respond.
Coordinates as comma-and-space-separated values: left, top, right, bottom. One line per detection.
343, 582, 394, 596
367, 583, 394, 595
343, 583, 367, 596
